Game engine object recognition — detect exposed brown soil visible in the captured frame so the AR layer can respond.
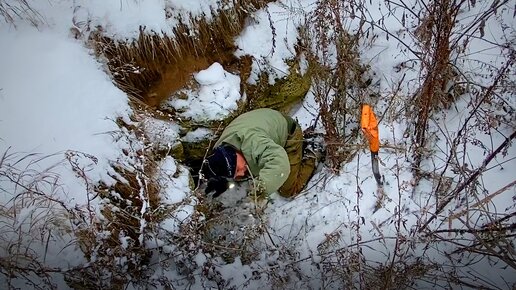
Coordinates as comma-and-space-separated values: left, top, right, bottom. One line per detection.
144, 53, 248, 108
144, 56, 211, 107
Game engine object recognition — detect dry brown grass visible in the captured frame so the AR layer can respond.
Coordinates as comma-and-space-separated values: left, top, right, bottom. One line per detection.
411, 0, 459, 172
65, 125, 166, 288
299, 0, 369, 171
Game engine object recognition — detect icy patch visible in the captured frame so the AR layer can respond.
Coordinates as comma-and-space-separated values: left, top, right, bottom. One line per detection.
158, 157, 191, 205
158, 156, 196, 235
182, 127, 214, 142
141, 116, 181, 150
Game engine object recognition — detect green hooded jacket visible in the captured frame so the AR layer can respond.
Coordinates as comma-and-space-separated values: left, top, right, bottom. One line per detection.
214, 108, 291, 194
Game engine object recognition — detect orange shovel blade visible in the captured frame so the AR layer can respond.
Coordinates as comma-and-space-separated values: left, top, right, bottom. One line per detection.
361, 104, 380, 153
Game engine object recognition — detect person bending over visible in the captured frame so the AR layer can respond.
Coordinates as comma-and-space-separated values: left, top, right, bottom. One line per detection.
201, 108, 323, 198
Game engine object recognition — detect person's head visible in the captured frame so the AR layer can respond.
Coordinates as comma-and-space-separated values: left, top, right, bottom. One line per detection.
202, 145, 247, 197
202, 145, 246, 197
203, 145, 237, 180
203, 145, 247, 180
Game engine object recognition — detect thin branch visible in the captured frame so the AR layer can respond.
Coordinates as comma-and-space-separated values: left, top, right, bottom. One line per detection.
419, 130, 516, 233
447, 180, 516, 222
431, 223, 516, 235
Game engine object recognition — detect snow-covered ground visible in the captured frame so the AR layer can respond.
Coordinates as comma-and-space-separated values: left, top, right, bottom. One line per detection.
0, 0, 514, 289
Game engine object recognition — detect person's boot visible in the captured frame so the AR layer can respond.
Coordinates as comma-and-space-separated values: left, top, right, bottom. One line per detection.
303, 133, 326, 163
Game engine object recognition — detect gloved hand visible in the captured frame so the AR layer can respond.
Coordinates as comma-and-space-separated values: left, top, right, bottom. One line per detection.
205, 177, 229, 198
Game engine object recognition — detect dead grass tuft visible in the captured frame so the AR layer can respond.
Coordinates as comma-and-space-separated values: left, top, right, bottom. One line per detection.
64, 112, 169, 288
411, 0, 459, 172
299, 0, 370, 171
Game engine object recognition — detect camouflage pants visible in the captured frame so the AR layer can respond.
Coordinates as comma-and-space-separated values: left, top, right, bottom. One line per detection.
278, 125, 317, 198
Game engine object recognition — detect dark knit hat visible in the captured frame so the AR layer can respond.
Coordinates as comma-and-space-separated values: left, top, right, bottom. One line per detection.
203, 145, 237, 179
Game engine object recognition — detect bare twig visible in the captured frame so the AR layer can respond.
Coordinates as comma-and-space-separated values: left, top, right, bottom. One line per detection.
419, 130, 516, 233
